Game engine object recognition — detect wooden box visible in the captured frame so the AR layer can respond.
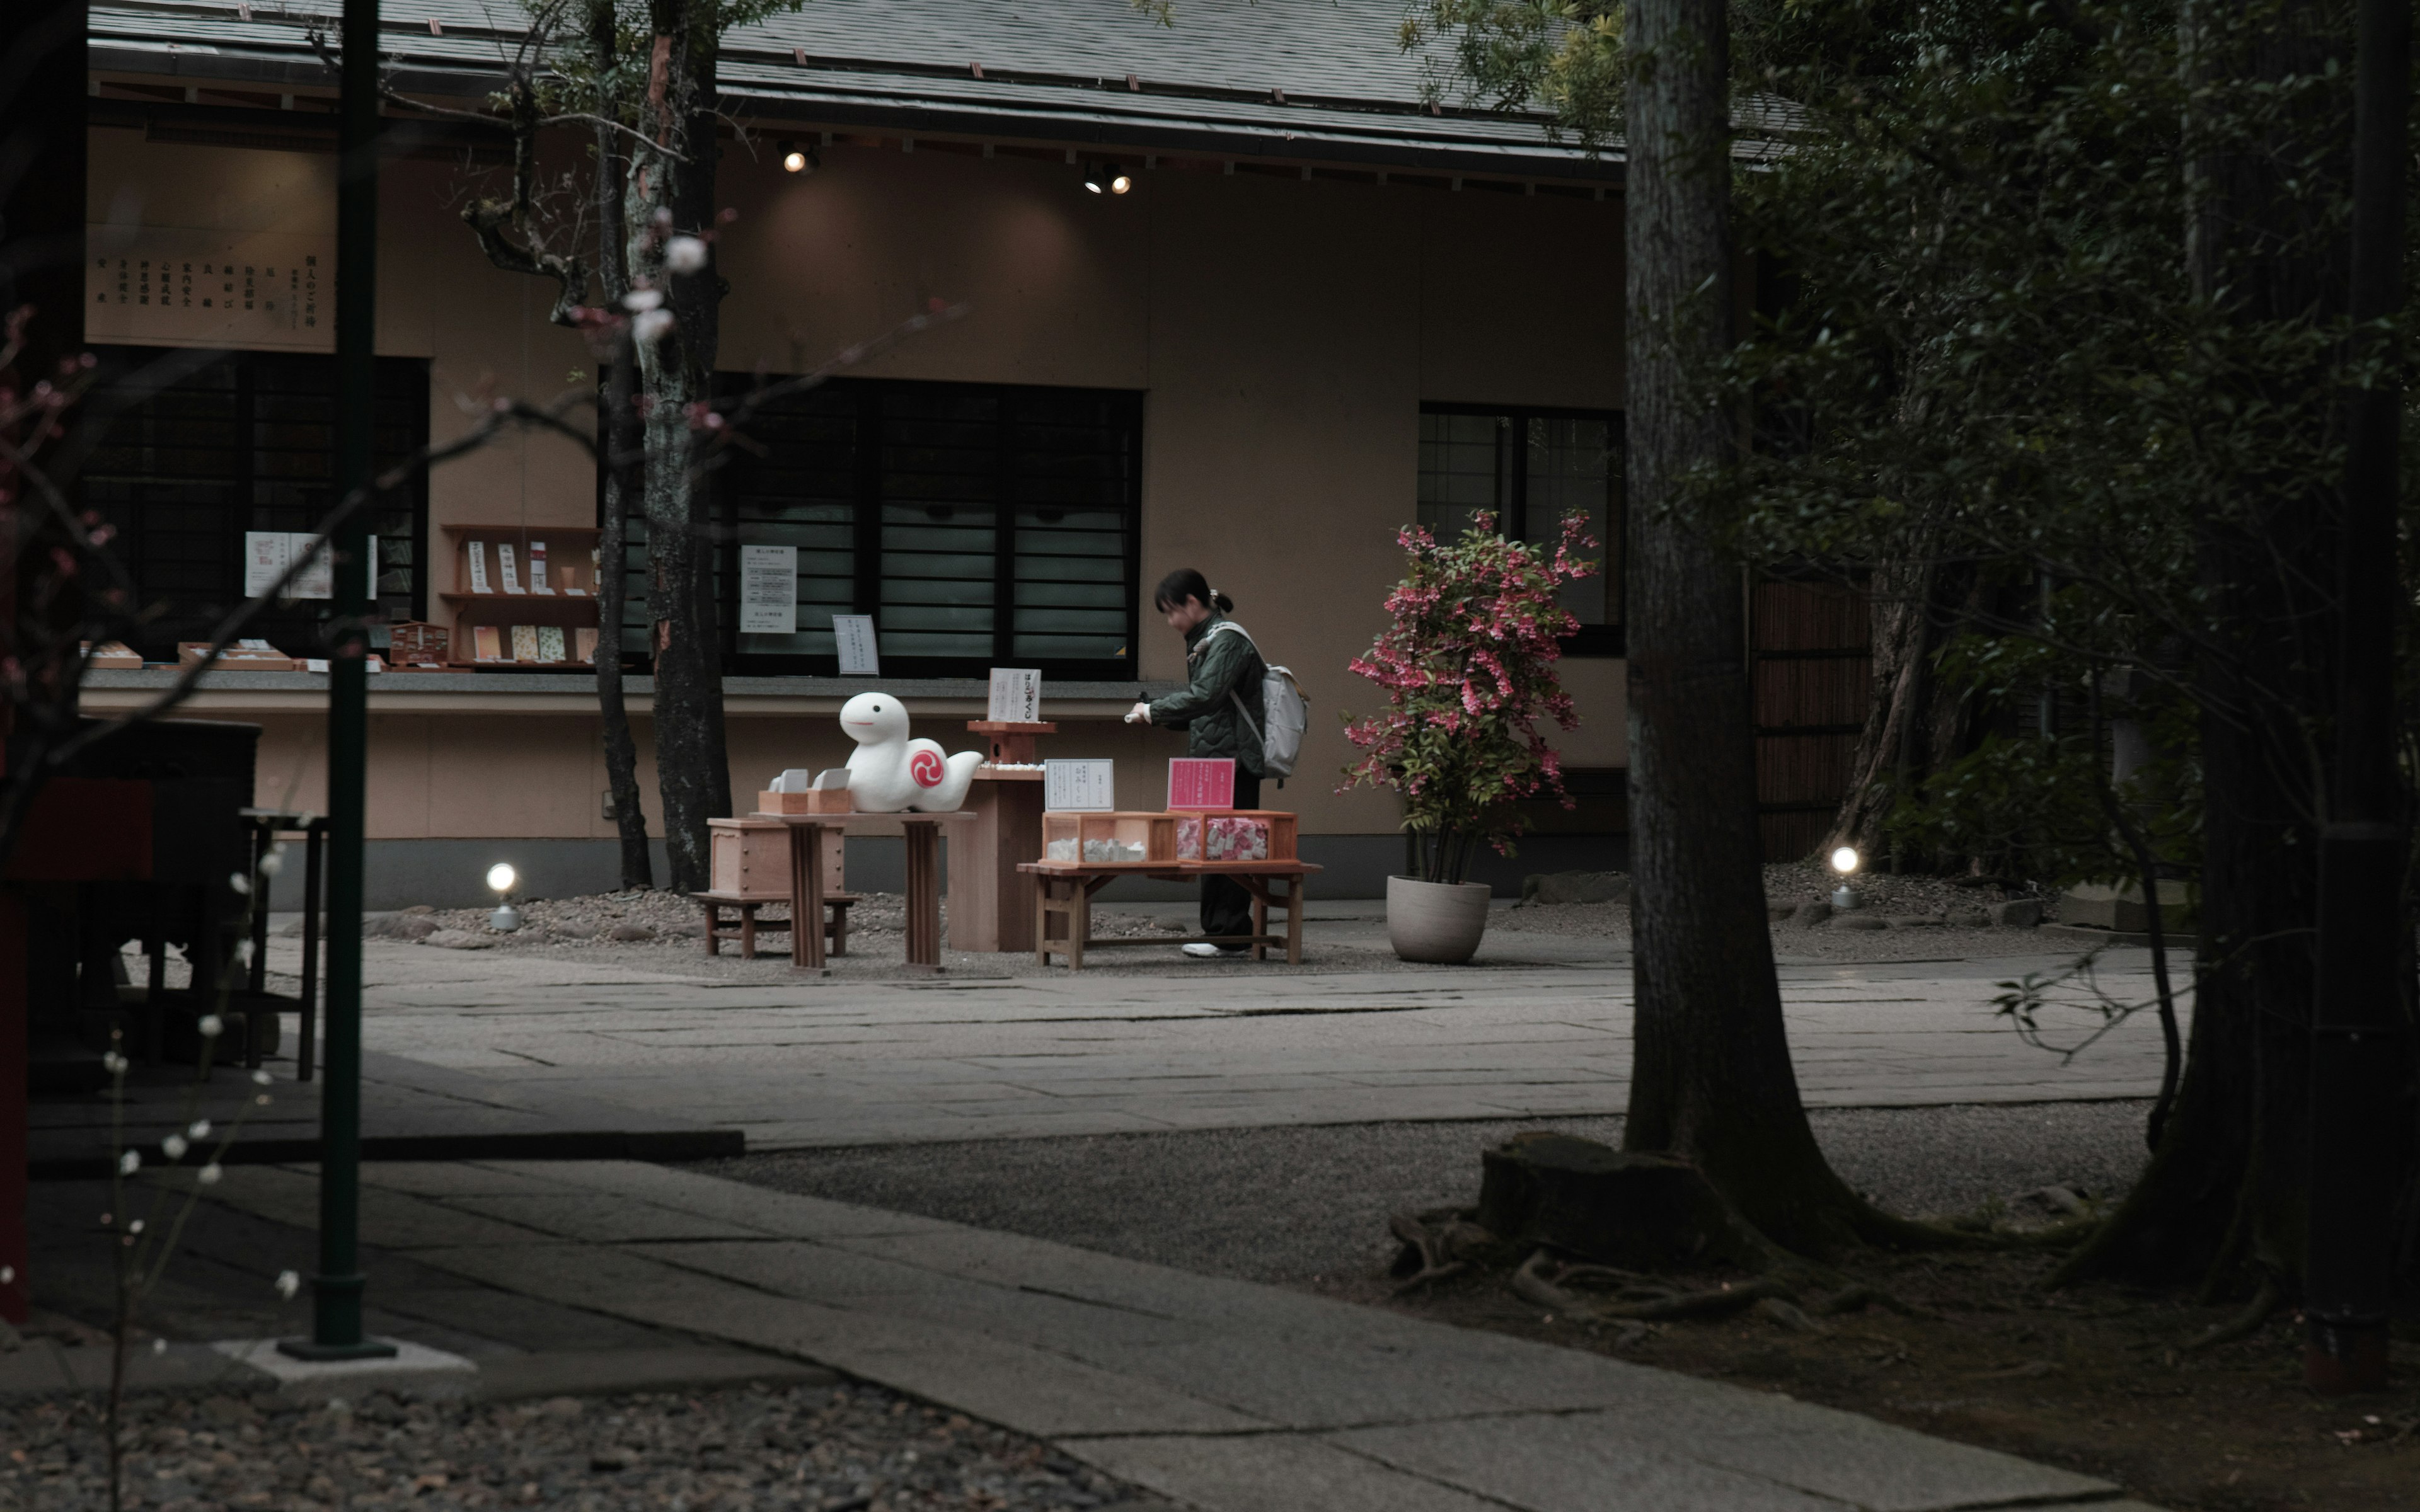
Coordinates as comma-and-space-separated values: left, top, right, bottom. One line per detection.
389, 621, 450, 666
83, 641, 142, 670
758, 788, 851, 815
709, 816, 842, 899
1040, 811, 1180, 866
1172, 810, 1299, 863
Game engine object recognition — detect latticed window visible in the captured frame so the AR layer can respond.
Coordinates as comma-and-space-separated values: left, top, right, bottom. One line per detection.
1415, 405, 1624, 655
621, 377, 1143, 675
80, 346, 429, 661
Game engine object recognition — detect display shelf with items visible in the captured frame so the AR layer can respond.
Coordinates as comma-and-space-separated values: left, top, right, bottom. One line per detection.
439, 524, 602, 669
1173, 810, 1298, 863
1040, 811, 1182, 866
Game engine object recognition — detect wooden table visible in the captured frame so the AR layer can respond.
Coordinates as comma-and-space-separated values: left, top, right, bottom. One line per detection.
239, 808, 326, 1078
752, 810, 977, 971
1020, 861, 1320, 969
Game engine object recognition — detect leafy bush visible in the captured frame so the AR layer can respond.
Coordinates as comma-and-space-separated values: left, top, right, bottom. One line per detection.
1341, 513, 1595, 885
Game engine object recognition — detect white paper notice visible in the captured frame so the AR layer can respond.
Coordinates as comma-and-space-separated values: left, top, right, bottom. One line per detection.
466, 542, 491, 595
497, 543, 524, 594
529, 541, 551, 593
1044, 759, 1116, 812
243, 532, 291, 598
833, 614, 880, 675
289, 536, 335, 600
987, 668, 1042, 723
739, 545, 798, 634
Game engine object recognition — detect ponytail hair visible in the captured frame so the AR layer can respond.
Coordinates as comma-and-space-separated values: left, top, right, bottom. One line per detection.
1154, 567, 1232, 614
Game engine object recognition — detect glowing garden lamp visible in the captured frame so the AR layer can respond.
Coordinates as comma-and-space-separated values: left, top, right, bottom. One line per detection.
486, 862, 522, 932
1829, 845, 1862, 911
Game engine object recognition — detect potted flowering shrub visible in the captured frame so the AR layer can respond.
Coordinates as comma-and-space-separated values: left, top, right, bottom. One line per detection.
1342, 512, 1595, 962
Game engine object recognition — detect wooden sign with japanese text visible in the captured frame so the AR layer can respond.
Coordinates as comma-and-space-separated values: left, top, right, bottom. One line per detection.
85, 225, 335, 352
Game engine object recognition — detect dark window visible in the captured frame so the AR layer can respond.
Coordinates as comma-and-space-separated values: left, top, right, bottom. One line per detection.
1416, 405, 1623, 655
622, 377, 1143, 676
80, 346, 429, 660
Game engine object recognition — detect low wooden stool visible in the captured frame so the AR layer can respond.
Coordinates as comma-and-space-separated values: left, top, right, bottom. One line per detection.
694, 891, 861, 960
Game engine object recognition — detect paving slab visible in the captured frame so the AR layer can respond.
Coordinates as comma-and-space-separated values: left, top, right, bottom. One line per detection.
176, 1160, 2150, 1511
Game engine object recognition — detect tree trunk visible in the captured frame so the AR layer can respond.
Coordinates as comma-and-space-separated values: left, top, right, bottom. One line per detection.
591, 1, 652, 891
1621, 0, 1903, 1257
630, 0, 732, 892
2058, 0, 2386, 1297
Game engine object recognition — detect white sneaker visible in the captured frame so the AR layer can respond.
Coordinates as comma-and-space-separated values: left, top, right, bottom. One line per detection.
1182, 942, 1226, 958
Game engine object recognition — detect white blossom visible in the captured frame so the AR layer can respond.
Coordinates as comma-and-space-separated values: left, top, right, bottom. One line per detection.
259, 846, 285, 878
119, 1150, 141, 1176
662, 234, 709, 275
198, 1014, 224, 1040
189, 1120, 212, 1140
633, 309, 676, 346
276, 1269, 301, 1300
101, 1051, 129, 1075
1, 1265, 13, 1285
153, 1337, 168, 1355
128, 1219, 144, 1235
621, 288, 664, 312
252, 1070, 272, 1086
234, 941, 255, 966
198, 1164, 222, 1186
161, 1134, 188, 1161
229, 872, 251, 896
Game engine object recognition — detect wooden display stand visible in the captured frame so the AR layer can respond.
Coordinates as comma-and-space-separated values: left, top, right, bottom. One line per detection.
1022, 858, 1319, 969
699, 816, 854, 960
967, 720, 1056, 764
952, 766, 1045, 952
439, 523, 602, 670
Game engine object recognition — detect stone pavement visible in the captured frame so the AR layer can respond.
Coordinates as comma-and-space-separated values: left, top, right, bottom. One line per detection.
315, 929, 2182, 1149
165, 1157, 2158, 1512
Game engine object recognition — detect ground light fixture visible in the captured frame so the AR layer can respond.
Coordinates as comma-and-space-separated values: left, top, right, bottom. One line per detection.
1829, 845, 1862, 911
487, 861, 522, 932
1083, 162, 1133, 195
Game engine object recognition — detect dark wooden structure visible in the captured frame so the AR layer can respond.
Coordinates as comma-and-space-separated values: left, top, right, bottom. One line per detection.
1748, 575, 1873, 861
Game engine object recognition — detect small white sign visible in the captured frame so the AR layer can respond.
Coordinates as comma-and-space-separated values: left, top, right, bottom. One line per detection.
466, 541, 491, 595
987, 667, 1042, 723
289, 536, 334, 600
739, 545, 798, 634
497, 543, 524, 594
243, 531, 291, 598
529, 540, 552, 593
833, 614, 880, 675
1045, 759, 1116, 812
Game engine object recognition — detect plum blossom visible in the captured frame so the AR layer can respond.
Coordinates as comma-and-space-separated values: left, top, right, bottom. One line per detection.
662, 234, 710, 275
276, 1269, 301, 1300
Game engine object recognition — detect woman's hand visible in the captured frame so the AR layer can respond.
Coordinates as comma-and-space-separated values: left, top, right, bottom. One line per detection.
1125, 701, 1152, 725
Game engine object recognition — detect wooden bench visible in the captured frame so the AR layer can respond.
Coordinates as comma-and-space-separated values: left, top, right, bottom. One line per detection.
694, 891, 861, 960
1018, 861, 1318, 970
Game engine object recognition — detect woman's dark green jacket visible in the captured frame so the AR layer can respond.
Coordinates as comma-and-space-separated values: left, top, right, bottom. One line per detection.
1146, 614, 1266, 776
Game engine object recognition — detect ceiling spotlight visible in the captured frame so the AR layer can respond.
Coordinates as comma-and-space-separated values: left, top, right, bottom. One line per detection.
780, 140, 816, 174
1083, 162, 1132, 195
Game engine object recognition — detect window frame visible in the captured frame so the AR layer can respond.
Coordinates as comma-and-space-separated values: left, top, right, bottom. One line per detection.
1418, 401, 1626, 658
614, 375, 1144, 679
79, 344, 431, 662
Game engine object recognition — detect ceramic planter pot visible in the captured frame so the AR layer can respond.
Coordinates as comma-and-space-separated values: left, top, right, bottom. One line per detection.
1386, 875, 1493, 964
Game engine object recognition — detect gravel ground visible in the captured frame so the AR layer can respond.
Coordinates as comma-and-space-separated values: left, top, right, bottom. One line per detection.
4, 1380, 1172, 1512
703, 1102, 2155, 1288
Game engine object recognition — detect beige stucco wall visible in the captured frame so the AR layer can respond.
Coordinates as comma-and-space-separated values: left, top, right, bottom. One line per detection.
87, 124, 1625, 842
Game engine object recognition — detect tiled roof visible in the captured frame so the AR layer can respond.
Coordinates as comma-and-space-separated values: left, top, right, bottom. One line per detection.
88, 0, 1624, 180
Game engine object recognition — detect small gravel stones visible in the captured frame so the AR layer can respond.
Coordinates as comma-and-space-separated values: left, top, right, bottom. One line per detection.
1991, 898, 2044, 927
3, 1380, 1174, 1511
367, 914, 442, 941
424, 928, 495, 949
1788, 899, 1834, 928
1831, 913, 1888, 931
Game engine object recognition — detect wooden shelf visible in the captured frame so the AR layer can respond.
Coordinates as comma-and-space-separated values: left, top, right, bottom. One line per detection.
440, 592, 601, 626
444, 660, 597, 672
440, 524, 602, 541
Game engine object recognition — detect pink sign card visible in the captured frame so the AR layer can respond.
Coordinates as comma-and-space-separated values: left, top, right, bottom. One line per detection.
1167, 757, 1236, 811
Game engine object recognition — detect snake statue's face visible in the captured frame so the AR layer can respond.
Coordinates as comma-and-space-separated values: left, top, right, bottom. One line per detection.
839, 692, 909, 746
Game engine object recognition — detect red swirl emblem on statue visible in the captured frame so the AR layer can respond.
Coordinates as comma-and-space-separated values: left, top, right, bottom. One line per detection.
909, 748, 945, 788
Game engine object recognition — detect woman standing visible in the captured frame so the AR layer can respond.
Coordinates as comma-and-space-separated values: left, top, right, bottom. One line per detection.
1126, 568, 1267, 958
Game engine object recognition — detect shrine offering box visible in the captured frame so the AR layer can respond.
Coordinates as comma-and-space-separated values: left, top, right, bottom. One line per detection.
757, 788, 851, 815
1041, 811, 1180, 865
1173, 810, 1298, 863
709, 816, 842, 896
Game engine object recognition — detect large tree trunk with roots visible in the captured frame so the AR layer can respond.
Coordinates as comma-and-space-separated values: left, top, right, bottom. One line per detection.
629, 0, 734, 893
591, 4, 653, 891
1821, 556, 1991, 867
1621, 0, 1923, 1258
2056, 0, 2420, 1301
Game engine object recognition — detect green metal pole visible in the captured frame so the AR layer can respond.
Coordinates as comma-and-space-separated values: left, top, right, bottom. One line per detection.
282, 0, 392, 1362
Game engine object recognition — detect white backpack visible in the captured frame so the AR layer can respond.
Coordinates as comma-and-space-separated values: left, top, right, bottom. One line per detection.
1206, 621, 1308, 780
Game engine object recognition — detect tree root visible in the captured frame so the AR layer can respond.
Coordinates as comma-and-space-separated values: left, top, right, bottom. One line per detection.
1512, 1251, 1799, 1320
2180, 1278, 2282, 1353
